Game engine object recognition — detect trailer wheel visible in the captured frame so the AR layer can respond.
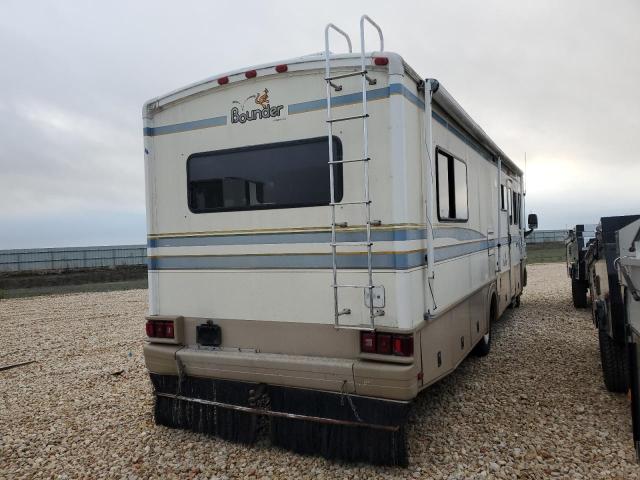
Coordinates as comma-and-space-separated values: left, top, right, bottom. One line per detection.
599, 328, 629, 393
474, 295, 496, 357
571, 279, 588, 308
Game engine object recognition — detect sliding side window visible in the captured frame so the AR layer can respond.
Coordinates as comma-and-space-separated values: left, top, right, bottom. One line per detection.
187, 137, 343, 213
436, 149, 468, 221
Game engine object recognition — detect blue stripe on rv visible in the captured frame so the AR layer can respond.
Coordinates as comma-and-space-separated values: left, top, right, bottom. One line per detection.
147, 227, 489, 248
143, 115, 227, 136
147, 237, 511, 270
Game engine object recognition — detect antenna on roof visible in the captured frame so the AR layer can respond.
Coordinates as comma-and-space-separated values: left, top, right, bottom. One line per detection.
524, 152, 527, 196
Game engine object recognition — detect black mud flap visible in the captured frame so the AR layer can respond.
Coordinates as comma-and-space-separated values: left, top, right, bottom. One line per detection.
151, 374, 258, 444
149, 373, 410, 466
268, 384, 409, 466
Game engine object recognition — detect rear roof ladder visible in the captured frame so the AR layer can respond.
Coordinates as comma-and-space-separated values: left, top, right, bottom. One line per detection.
324, 15, 384, 330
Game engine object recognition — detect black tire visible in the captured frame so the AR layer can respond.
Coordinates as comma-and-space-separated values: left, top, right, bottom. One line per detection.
474, 296, 495, 357
598, 328, 629, 393
515, 295, 521, 308
572, 279, 588, 308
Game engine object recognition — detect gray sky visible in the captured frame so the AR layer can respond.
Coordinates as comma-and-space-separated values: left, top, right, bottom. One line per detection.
1, 0, 638, 248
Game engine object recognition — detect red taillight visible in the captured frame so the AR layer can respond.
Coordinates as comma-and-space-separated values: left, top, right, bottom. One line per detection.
374, 56, 389, 66
376, 334, 392, 354
360, 332, 413, 356
245, 70, 257, 78
275, 64, 288, 73
360, 332, 376, 353
217, 76, 229, 85
146, 320, 175, 339
392, 335, 413, 357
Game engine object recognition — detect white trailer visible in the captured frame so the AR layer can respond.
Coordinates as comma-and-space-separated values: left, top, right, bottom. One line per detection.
618, 219, 640, 460
142, 16, 534, 465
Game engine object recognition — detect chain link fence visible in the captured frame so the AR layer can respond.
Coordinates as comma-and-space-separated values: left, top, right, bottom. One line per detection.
0, 245, 147, 272
526, 230, 568, 244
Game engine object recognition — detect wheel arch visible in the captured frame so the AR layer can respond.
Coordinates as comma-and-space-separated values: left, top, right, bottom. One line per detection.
486, 282, 499, 325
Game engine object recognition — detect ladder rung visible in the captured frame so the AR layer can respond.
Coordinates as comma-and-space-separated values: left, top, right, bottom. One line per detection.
330, 200, 371, 206
334, 324, 375, 332
327, 114, 369, 123
332, 284, 375, 289
330, 241, 373, 247
329, 157, 370, 165
325, 70, 366, 81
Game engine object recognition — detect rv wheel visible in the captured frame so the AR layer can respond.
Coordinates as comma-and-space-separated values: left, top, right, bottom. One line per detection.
474, 297, 495, 357
473, 321, 491, 356
598, 328, 629, 393
571, 280, 588, 308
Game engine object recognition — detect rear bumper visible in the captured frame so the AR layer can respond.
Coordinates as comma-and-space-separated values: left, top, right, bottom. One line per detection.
144, 342, 419, 401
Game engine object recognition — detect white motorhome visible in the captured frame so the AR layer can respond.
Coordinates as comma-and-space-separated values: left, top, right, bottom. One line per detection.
142, 16, 533, 465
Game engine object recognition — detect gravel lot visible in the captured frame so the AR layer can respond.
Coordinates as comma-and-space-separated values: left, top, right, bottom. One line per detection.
1, 263, 639, 479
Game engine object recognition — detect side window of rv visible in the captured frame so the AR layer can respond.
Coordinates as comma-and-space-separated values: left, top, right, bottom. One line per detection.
500, 185, 506, 210
436, 149, 468, 221
507, 187, 512, 223
187, 137, 343, 213
512, 191, 518, 225
517, 193, 522, 228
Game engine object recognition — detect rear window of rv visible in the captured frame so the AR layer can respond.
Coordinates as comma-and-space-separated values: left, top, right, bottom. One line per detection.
187, 137, 343, 213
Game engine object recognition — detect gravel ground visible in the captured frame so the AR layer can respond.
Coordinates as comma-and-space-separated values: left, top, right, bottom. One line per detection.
1, 263, 639, 479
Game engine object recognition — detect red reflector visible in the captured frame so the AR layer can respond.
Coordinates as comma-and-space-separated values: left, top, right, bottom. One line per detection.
360, 332, 376, 353
217, 76, 229, 85
245, 70, 257, 79
145, 321, 155, 337
392, 335, 414, 356
376, 334, 392, 354
374, 56, 389, 66
165, 322, 175, 339
275, 64, 288, 73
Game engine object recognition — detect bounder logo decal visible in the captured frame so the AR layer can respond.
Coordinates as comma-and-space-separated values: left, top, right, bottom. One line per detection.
231, 88, 284, 124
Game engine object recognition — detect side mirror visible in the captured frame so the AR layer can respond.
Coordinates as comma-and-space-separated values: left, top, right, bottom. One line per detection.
528, 213, 538, 230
